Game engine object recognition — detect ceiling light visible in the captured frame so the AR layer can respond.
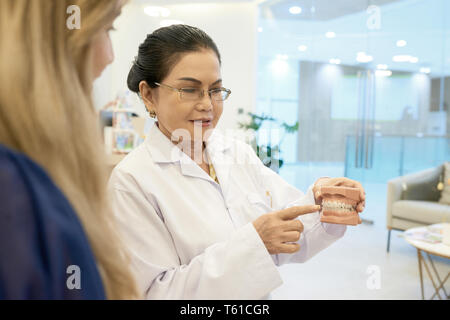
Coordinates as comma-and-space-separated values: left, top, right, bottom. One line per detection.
325, 31, 336, 38
258, 27, 263, 32
420, 67, 431, 74
393, 55, 412, 62
298, 45, 308, 52
396, 40, 407, 47
144, 6, 170, 17
377, 64, 388, 70
289, 6, 302, 14
271, 59, 289, 76
392, 55, 419, 63
375, 70, 392, 77
356, 52, 373, 63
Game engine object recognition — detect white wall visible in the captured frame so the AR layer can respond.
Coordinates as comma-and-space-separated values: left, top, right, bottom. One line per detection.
93, 0, 258, 131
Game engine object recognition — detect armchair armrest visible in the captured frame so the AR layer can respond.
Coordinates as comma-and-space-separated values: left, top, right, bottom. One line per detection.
386, 165, 443, 228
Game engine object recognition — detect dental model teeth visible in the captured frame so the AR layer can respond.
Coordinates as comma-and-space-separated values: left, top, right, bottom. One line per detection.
319, 186, 362, 226
322, 201, 354, 210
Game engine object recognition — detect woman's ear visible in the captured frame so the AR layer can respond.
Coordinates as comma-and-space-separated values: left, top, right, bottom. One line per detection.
138, 81, 155, 112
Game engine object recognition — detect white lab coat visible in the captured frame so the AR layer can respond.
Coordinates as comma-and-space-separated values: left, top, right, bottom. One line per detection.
109, 123, 346, 300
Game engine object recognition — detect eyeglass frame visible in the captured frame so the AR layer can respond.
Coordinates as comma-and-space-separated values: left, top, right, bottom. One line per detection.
153, 82, 231, 102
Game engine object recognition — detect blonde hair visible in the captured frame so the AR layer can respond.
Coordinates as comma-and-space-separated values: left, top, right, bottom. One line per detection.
0, 0, 139, 299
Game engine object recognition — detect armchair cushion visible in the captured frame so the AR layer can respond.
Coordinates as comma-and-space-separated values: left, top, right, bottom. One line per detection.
439, 162, 450, 205
392, 200, 450, 225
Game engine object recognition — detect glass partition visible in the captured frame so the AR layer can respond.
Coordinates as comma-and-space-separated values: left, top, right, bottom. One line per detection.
257, 0, 450, 223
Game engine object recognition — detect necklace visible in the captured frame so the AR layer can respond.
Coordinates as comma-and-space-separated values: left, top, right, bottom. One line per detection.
204, 144, 219, 184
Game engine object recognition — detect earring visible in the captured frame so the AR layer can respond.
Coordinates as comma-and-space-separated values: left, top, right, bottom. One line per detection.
149, 110, 157, 118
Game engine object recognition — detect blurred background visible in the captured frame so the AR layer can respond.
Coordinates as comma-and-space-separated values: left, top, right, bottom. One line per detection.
96, 0, 450, 299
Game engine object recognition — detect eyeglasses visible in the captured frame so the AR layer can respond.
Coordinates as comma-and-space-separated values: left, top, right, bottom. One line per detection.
154, 82, 231, 102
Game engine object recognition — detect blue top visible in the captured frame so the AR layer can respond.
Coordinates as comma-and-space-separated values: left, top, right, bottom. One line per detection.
0, 144, 106, 299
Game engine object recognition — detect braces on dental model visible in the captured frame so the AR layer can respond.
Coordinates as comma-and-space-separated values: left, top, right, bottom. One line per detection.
319, 186, 362, 226
322, 201, 356, 212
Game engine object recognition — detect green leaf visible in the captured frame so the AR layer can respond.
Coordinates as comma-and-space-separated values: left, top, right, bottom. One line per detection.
236, 110, 300, 169
281, 121, 299, 133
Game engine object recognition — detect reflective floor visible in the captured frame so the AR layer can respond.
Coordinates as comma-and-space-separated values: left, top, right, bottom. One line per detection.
272, 210, 450, 300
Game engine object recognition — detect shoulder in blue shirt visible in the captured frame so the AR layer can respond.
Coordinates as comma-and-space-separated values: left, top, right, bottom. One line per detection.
0, 144, 106, 299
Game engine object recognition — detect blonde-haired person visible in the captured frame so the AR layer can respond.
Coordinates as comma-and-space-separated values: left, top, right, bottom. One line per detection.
0, 0, 139, 299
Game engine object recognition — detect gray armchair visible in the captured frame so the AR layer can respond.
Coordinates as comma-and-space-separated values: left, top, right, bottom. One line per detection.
386, 164, 450, 252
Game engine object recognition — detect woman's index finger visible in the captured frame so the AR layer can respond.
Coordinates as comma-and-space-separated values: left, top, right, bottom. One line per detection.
278, 205, 321, 220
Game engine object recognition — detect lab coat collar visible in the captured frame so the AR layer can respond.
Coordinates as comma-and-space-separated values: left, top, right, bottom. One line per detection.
145, 124, 233, 187
145, 123, 233, 163
145, 123, 183, 163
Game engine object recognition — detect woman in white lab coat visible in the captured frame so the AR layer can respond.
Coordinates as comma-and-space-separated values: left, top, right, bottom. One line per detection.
109, 24, 366, 299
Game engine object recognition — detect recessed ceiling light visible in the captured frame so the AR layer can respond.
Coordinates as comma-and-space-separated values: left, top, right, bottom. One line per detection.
356, 52, 373, 63
392, 55, 418, 63
289, 6, 302, 14
144, 6, 170, 17
375, 70, 392, 77
377, 64, 388, 70
396, 40, 407, 47
325, 31, 336, 38
393, 55, 412, 62
258, 27, 263, 32
271, 59, 289, 76
420, 67, 431, 74
298, 45, 308, 52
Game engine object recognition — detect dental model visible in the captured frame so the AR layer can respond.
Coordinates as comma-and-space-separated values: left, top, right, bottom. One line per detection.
319, 186, 362, 226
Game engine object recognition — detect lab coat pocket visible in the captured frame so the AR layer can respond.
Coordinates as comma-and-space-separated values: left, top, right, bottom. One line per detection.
246, 193, 273, 215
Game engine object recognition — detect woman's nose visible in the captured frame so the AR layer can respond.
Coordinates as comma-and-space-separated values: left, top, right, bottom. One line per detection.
196, 91, 213, 111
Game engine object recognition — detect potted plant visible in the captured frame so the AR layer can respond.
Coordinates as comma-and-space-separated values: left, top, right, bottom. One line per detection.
237, 108, 299, 172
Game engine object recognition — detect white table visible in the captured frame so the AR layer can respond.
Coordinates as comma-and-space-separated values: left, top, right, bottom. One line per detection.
404, 224, 450, 300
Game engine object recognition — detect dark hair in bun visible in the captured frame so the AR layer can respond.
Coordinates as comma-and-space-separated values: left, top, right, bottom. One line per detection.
127, 24, 222, 94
